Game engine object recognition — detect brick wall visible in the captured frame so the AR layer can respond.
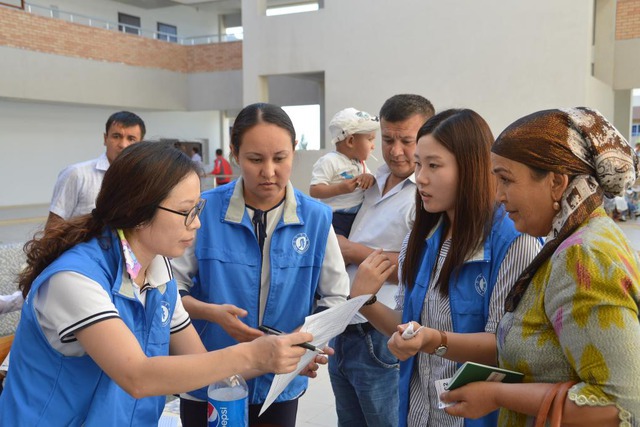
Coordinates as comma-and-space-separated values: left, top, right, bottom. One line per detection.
0, 6, 242, 73
186, 42, 242, 72
616, 0, 640, 40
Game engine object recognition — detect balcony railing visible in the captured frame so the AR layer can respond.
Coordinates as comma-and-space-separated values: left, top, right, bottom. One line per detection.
22, 2, 242, 45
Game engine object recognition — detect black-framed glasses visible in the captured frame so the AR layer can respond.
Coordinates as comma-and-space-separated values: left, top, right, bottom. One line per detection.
157, 198, 206, 227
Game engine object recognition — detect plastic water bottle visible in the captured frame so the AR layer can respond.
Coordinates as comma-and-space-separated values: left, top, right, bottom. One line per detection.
207, 374, 248, 427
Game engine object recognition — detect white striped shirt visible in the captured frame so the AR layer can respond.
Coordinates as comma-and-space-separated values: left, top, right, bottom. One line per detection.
396, 233, 541, 427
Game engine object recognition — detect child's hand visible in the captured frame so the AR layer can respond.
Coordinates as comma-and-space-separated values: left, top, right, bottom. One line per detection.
341, 177, 360, 194
356, 173, 375, 190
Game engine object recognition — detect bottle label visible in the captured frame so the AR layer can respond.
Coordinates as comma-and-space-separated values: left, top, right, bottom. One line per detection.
208, 398, 247, 427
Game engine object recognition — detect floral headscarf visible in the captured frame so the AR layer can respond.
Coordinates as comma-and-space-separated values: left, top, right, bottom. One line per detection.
492, 107, 638, 311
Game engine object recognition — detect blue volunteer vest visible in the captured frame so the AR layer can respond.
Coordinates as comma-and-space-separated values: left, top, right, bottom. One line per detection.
0, 230, 177, 427
189, 181, 332, 404
399, 207, 521, 427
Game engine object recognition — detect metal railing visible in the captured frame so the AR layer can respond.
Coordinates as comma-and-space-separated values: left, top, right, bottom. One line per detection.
22, 2, 242, 45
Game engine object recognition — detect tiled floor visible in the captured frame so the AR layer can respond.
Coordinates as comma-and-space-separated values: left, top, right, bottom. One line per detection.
159, 368, 337, 427
2, 204, 640, 427
296, 368, 338, 427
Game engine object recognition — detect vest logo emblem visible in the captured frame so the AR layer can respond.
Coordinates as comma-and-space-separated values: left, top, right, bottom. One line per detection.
292, 233, 310, 254
474, 274, 487, 296
161, 301, 171, 326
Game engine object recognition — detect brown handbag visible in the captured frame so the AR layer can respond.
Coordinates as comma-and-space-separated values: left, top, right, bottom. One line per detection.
534, 381, 578, 427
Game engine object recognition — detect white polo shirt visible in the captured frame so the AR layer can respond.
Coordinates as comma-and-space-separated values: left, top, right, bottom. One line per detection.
50, 153, 110, 219
346, 163, 416, 324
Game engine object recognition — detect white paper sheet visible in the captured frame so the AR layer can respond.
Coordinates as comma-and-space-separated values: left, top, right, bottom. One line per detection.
259, 294, 372, 415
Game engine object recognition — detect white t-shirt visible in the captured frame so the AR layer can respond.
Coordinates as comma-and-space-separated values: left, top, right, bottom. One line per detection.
310, 151, 368, 211
33, 254, 190, 357
346, 164, 416, 323
49, 153, 110, 219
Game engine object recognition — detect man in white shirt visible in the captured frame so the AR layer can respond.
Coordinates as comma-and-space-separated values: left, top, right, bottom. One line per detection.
46, 111, 145, 229
329, 94, 435, 427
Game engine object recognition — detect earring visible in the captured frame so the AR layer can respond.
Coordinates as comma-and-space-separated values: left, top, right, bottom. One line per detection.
552, 201, 560, 211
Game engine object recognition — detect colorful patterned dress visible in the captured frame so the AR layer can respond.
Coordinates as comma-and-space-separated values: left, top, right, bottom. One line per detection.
497, 208, 640, 427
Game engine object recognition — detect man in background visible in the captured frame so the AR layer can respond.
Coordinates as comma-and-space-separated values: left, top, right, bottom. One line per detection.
211, 148, 232, 186
46, 111, 145, 229
329, 94, 435, 427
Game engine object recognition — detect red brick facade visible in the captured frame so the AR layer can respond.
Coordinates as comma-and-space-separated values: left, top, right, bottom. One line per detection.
616, 0, 640, 40
0, 6, 242, 72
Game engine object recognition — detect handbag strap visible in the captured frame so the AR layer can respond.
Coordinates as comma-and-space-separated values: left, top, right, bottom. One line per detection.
535, 383, 563, 427
549, 381, 578, 427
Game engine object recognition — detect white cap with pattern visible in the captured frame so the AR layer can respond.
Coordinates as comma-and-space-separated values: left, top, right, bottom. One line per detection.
329, 107, 379, 144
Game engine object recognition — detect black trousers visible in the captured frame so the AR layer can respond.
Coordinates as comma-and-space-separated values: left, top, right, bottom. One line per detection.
332, 211, 357, 237
180, 397, 299, 427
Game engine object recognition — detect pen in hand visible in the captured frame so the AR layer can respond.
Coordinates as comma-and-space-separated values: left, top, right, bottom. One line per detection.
258, 325, 323, 353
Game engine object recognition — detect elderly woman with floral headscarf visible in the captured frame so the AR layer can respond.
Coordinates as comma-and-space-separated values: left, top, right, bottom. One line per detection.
440, 107, 640, 427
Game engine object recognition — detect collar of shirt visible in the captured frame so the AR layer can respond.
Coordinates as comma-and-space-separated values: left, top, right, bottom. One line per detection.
225, 177, 301, 225
372, 163, 416, 200
96, 152, 110, 172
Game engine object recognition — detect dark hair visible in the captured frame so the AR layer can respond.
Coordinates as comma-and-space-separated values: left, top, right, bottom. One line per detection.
105, 111, 146, 139
379, 94, 435, 123
18, 141, 197, 298
230, 103, 296, 155
192, 147, 200, 154
401, 109, 496, 295
216, 148, 223, 156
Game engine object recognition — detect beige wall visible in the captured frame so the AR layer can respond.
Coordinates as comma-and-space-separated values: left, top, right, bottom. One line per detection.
241, 0, 604, 189
243, 1, 597, 133
2, 0, 639, 206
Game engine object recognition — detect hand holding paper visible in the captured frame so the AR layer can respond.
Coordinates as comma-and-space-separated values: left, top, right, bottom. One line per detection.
259, 295, 374, 415
401, 321, 424, 339
435, 362, 523, 410
388, 322, 428, 361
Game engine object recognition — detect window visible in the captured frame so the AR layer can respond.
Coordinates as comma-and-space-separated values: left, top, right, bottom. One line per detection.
632, 124, 640, 137
222, 13, 242, 41
118, 13, 140, 35
0, 1, 24, 9
224, 26, 243, 41
267, 2, 319, 16
282, 105, 321, 151
157, 22, 177, 43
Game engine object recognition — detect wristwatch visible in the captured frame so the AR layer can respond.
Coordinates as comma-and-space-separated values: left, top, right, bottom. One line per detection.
432, 330, 448, 357
347, 294, 377, 306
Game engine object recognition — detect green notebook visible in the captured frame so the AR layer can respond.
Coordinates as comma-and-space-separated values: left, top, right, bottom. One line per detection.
445, 362, 524, 390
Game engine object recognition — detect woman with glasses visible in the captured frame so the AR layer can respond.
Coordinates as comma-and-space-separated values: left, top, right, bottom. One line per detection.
173, 103, 350, 427
0, 142, 314, 427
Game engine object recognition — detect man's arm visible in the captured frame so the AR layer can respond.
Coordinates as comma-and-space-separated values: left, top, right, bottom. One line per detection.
45, 212, 64, 230
47, 166, 81, 228
337, 235, 400, 284
211, 159, 221, 175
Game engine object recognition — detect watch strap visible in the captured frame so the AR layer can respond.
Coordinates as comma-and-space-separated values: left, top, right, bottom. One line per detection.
347, 294, 377, 306
431, 330, 448, 355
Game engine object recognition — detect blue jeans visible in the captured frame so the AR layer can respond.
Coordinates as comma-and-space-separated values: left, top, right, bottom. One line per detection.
329, 324, 399, 427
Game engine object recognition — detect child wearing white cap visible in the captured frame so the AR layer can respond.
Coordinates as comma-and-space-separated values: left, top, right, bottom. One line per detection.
310, 107, 378, 237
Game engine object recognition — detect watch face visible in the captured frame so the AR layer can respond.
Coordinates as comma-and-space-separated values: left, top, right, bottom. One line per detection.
435, 345, 447, 357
